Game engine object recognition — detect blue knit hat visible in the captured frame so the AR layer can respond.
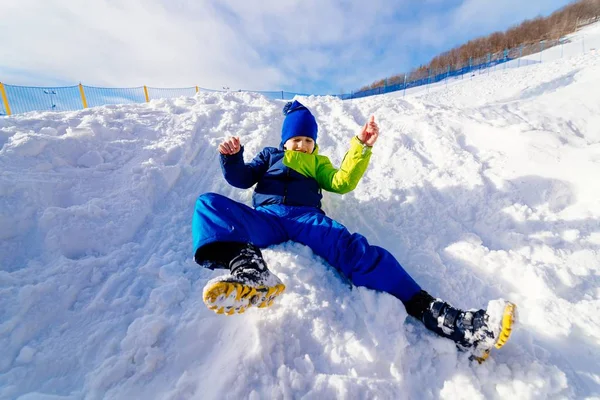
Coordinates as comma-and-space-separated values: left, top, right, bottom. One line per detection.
281, 100, 318, 148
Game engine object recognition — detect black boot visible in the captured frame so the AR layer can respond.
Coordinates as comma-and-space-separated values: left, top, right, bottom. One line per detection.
194, 241, 248, 269
405, 290, 516, 361
202, 243, 285, 315
229, 244, 272, 285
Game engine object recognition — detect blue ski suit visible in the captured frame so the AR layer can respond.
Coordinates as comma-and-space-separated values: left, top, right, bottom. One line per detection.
192, 139, 421, 303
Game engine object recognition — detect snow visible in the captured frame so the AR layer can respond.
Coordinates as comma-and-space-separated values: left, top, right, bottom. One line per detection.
1, 26, 600, 400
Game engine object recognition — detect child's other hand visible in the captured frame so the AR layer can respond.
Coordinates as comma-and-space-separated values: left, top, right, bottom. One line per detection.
358, 115, 379, 146
219, 136, 241, 155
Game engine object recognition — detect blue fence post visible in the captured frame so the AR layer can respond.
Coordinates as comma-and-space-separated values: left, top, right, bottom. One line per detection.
469, 58, 472, 79
403, 74, 407, 97
487, 53, 491, 75
503, 49, 508, 69
427, 69, 431, 92
446, 65, 450, 86
43, 89, 57, 110
518, 45, 523, 67
384, 78, 388, 93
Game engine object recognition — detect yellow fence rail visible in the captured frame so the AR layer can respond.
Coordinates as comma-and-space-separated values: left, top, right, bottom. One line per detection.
0, 82, 12, 116
78, 83, 88, 109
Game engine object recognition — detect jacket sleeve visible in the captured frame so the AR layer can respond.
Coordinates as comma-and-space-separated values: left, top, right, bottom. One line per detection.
316, 136, 372, 194
220, 147, 269, 189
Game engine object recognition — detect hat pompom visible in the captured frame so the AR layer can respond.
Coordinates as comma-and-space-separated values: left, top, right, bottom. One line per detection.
282, 101, 293, 116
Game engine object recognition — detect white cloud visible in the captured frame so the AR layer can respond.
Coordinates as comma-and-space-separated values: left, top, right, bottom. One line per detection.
0, 0, 573, 93
0, 0, 284, 89
212, 0, 416, 91
0, 0, 414, 92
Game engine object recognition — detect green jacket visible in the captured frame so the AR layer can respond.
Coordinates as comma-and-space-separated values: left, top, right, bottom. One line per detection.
283, 136, 372, 194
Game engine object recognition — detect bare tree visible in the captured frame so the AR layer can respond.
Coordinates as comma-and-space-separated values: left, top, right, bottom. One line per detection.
358, 0, 600, 93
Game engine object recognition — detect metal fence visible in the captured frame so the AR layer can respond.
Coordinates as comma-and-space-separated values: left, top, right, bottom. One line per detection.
343, 37, 572, 99
0, 82, 316, 116
0, 34, 596, 116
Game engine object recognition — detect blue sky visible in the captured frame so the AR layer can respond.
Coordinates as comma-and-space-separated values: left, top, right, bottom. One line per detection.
0, 0, 572, 95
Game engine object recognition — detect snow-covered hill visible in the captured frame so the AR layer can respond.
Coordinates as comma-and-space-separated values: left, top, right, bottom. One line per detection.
1, 34, 600, 400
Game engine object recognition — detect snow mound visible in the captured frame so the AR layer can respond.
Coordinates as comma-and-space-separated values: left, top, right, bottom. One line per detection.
1, 47, 600, 400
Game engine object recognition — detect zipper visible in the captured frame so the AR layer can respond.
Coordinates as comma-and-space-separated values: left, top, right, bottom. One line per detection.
283, 167, 290, 204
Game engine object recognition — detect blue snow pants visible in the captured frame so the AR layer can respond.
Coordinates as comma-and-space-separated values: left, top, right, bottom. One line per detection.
192, 192, 421, 302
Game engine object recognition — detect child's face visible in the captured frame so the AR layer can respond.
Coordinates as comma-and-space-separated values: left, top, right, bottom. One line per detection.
284, 136, 315, 154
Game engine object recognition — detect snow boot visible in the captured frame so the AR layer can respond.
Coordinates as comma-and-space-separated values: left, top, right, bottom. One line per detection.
405, 290, 516, 362
202, 243, 285, 315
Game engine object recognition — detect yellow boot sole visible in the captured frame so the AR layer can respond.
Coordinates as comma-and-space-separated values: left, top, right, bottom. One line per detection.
203, 280, 286, 315
474, 302, 517, 363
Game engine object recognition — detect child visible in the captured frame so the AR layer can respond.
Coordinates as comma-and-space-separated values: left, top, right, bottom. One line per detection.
192, 100, 515, 361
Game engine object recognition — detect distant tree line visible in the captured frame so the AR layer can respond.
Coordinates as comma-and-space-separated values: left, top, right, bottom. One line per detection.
359, 0, 600, 91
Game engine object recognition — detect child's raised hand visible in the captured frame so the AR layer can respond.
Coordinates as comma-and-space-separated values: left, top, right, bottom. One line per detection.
219, 136, 241, 155
358, 115, 379, 146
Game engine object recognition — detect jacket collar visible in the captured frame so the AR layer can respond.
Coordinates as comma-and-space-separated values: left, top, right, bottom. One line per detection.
279, 144, 320, 155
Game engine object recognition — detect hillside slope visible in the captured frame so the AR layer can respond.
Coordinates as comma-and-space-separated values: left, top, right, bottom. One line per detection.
1, 40, 600, 400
